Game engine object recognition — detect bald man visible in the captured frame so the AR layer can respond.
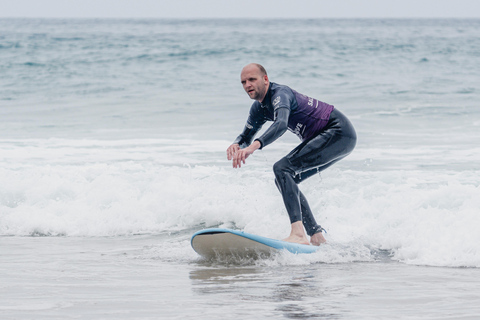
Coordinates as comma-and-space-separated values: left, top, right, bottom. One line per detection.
227, 63, 356, 245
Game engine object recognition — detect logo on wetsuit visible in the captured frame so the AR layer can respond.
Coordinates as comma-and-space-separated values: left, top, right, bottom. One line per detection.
273, 96, 281, 107
293, 122, 305, 139
307, 97, 319, 108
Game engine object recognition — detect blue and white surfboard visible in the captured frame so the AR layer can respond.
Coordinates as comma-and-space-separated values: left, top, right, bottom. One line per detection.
191, 228, 319, 259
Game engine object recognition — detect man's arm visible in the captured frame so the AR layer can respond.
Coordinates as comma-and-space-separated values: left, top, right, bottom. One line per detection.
227, 108, 290, 168
254, 107, 290, 149
227, 120, 261, 165
226, 103, 265, 166
232, 123, 260, 149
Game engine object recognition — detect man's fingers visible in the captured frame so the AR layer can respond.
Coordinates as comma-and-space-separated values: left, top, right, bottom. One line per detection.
226, 144, 239, 160
233, 158, 241, 168
238, 152, 243, 167
232, 151, 244, 168
230, 146, 253, 168
227, 148, 235, 160
232, 154, 238, 168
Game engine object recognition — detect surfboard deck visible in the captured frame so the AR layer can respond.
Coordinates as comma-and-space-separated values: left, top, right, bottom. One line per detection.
191, 228, 319, 259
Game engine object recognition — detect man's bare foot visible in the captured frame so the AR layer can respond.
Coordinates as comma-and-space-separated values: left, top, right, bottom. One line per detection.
310, 232, 326, 246
283, 221, 310, 245
282, 234, 310, 245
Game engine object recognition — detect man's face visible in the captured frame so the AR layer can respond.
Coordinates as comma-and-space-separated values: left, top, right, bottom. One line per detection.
240, 65, 269, 102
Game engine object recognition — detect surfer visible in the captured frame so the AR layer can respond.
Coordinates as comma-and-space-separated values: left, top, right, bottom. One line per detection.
227, 63, 356, 246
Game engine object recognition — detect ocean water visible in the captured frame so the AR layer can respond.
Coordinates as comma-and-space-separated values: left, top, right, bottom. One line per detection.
1, 18, 480, 319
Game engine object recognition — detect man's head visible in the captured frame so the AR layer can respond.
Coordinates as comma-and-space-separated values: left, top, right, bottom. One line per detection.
240, 63, 269, 102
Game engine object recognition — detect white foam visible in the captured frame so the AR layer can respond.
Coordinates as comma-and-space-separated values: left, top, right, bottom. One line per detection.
1, 138, 479, 267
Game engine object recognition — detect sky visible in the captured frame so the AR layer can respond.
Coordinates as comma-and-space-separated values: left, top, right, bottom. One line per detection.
1, 0, 480, 19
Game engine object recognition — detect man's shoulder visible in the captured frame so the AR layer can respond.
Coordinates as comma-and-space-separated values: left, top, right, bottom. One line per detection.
270, 82, 294, 95
269, 82, 295, 108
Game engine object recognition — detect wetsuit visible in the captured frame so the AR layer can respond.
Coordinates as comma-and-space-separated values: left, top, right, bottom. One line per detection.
234, 82, 356, 236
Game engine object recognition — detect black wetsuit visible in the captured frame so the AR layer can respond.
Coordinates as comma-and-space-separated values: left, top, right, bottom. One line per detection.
234, 82, 356, 236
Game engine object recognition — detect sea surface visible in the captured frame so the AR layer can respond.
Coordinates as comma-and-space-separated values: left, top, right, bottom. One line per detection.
1, 18, 480, 319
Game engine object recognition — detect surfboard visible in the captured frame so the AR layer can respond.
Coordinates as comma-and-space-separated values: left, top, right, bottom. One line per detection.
191, 228, 319, 259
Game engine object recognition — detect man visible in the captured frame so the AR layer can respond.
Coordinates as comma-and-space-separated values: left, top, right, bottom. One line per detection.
227, 63, 356, 246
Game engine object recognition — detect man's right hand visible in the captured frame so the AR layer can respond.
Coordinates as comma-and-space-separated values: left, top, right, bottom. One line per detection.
226, 144, 240, 161
227, 141, 261, 168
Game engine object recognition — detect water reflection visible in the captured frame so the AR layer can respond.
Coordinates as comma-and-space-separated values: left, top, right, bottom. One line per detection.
189, 264, 347, 319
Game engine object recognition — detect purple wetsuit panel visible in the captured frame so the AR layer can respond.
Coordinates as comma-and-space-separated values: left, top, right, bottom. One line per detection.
290, 89, 334, 141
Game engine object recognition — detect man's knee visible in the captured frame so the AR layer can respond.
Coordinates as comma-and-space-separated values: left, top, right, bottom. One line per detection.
273, 157, 296, 178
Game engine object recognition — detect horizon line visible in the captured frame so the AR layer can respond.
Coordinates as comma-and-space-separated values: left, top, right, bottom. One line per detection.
2, 16, 480, 20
